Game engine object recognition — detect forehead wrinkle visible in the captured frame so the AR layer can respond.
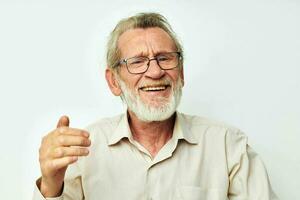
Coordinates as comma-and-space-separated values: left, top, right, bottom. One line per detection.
118, 27, 176, 58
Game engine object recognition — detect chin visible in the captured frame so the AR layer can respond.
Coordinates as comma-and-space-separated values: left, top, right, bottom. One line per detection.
141, 97, 171, 108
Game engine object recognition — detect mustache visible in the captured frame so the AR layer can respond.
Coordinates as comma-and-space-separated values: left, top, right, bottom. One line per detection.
138, 79, 172, 89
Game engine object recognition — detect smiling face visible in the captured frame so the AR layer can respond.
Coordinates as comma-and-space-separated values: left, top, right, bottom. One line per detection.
106, 27, 184, 122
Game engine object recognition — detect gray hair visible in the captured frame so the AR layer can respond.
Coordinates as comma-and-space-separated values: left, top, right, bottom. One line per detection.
106, 12, 184, 71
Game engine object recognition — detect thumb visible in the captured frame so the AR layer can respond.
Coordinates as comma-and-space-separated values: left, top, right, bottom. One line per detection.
57, 115, 70, 128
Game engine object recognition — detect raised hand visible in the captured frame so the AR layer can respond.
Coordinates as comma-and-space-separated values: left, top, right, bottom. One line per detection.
38, 116, 91, 197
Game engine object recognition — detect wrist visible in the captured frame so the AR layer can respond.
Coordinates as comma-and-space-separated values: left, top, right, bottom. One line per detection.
38, 177, 64, 197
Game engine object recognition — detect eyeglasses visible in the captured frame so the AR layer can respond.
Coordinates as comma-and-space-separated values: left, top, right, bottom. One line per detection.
118, 52, 182, 74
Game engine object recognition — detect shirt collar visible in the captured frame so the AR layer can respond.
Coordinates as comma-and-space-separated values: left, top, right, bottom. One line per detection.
108, 111, 198, 146
108, 112, 132, 146
173, 112, 198, 144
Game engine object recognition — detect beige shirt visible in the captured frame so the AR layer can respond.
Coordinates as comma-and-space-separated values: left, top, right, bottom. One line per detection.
33, 112, 278, 200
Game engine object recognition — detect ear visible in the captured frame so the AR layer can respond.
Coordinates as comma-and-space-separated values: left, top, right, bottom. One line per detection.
105, 68, 122, 96
180, 66, 184, 87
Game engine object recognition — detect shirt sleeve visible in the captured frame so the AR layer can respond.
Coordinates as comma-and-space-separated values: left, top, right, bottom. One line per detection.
32, 178, 63, 200
226, 131, 279, 199
32, 162, 84, 200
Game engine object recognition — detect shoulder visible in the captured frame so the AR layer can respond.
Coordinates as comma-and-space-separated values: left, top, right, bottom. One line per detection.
179, 112, 248, 170
178, 112, 248, 153
70, 114, 125, 172
178, 112, 246, 139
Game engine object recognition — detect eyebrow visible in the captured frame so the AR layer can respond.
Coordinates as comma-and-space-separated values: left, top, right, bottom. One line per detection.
129, 50, 175, 58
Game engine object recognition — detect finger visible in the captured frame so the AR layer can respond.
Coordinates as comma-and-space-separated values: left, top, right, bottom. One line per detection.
57, 115, 70, 128
48, 156, 78, 171
52, 147, 89, 158
56, 127, 89, 138
56, 135, 91, 147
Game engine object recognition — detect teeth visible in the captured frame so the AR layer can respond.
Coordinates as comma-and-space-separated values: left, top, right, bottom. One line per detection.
142, 86, 166, 91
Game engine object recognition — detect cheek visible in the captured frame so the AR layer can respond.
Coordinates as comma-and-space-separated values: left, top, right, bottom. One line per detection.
119, 71, 142, 90
168, 71, 181, 83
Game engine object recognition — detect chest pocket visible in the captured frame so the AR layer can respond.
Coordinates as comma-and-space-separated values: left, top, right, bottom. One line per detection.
176, 186, 228, 200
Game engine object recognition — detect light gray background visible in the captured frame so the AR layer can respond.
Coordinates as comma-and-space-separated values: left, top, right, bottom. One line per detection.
0, 0, 299, 199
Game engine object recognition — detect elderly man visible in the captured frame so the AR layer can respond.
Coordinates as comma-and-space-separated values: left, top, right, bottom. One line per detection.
33, 13, 278, 200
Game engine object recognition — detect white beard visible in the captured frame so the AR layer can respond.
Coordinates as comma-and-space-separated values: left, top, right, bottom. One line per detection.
116, 75, 183, 122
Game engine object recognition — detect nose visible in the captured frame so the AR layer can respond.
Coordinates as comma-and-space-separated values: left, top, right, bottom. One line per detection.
144, 58, 165, 79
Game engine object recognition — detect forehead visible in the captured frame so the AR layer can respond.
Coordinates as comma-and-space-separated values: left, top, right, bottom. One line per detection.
118, 27, 176, 57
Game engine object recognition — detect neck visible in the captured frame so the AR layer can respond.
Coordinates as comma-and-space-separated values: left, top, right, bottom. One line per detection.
127, 110, 176, 158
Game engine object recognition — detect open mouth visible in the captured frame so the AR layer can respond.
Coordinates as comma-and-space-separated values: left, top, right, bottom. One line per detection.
139, 85, 170, 92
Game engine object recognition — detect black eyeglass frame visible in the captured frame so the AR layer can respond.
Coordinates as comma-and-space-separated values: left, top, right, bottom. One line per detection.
117, 51, 182, 74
